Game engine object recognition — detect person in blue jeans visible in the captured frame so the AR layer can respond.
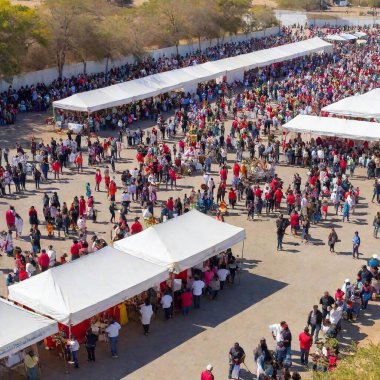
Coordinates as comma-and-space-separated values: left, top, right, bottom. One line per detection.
228, 342, 245, 379
68, 335, 80, 368
105, 318, 121, 358
352, 231, 361, 259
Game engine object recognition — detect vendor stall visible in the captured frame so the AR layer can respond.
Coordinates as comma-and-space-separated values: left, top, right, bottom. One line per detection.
7, 246, 168, 326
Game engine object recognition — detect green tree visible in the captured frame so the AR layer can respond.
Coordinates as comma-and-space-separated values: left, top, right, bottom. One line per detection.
0, 0, 46, 77
214, 0, 251, 36
185, 0, 221, 50
140, 0, 189, 56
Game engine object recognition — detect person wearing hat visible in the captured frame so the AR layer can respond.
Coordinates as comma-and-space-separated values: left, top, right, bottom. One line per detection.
24, 349, 39, 380
130, 217, 143, 235
201, 364, 214, 380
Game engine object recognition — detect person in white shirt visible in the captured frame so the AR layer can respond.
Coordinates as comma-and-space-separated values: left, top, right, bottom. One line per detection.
161, 290, 173, 320
329, 303, 343, 330
217, 265, 230, 290
46, 245, 56, 267
140, 298, 154, 335
77, 216, 86, 234
68, 335, 80, 368
105, 319, 121, 358
191, 277, 205, 309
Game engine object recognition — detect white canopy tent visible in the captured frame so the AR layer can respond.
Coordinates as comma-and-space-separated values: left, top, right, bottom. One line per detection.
282, 115, 380, 141
0, 299, 58, 359
8, 247, 168, 325
340, 33, 358, 40
325, 34, 347, 42
322, 89, 380, 119
354, 31, 367, 38
53, 37, 332, 113
114, 210, 246, 273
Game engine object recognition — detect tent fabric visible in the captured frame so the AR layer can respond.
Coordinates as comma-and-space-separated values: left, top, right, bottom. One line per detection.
354, 31, 367, 38
0, 299, 58, 359
282, 115, 380, 141
8, 247, 168, 325
325, 34, 347, 41
322, 89, 380, 119
53, 37, 332, 113
114, 210, 246, 273
340, 33, 358, 40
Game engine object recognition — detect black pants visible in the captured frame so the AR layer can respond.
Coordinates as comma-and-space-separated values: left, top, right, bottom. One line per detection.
86, 346, 95, 361
143, 324, 150, 334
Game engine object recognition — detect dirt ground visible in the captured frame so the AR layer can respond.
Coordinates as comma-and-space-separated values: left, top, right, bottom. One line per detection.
0, 108, 379, 379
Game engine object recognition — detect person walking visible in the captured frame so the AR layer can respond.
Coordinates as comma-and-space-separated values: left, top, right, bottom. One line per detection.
276, 214, 288, 251
327, 227, 338, 253
307, 305, 323, 343
228, 342, 245, 379
352, 231, 361, 259
84, 328, 98, 362
253, 338, 271, 379
140, 298, 154, 335
105, 318, 121, 358
373, 212, 380, 238
299, 327, 312, 366
24, 350, 39, 380
201, 364, 214, 380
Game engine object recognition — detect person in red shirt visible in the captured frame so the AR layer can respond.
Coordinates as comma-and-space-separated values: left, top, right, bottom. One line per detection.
180, 288, 193, 316
200, 364, 214, 380
167, 197, 174, 211
70, 240, 80, 261
299, 327, 312, 365
228, 188, 237, 209
274, 188, 283, 210
52, 160, 60, 179
219, 166, 228, 182
5, 206, 15, 230
286, 191, 295, 215
95, 169, 102, 192
38, 249, 50, 271
130, 217, 143, 235
109, 180, 117, 201
290, 211, 300, 236
18, 268, 29, 281
233, 162, 240, 177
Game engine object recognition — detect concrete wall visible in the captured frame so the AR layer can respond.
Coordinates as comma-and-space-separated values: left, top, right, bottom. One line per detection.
0, 27, 279, 92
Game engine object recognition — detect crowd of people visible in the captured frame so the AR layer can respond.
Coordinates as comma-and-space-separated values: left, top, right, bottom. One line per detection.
0, 23, 379, 380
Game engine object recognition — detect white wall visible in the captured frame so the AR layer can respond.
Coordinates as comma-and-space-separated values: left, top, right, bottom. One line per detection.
0, 27, 279, 93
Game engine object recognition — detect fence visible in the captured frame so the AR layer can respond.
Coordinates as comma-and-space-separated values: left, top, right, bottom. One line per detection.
0, 27, 279, 93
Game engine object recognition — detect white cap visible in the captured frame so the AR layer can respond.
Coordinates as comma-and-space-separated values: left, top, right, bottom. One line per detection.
206, 364, 213, 371
373, 254, 378, 259
345, 278, 350, 283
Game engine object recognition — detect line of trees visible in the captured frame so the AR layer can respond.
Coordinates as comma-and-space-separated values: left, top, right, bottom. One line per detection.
0, 0, 278, 78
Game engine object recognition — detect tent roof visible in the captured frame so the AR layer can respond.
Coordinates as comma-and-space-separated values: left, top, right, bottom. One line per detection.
282, 115, 380, 141
340, 33, 358, 40
8, 247, 168, 325
114, 210, 245, 273
53, 37, 331, 112
322, 89, 380, 119
0, 298, 58, 359
325, 34, 347, 41
354, 31, 367, 38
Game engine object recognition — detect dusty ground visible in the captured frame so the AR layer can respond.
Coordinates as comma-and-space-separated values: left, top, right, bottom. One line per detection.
0, 109, 379, 380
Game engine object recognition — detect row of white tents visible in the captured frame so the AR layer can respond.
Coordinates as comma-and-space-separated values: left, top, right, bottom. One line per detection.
283, 87, 380, 140
324, 31, 367, 41
52, 37, 333, 113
